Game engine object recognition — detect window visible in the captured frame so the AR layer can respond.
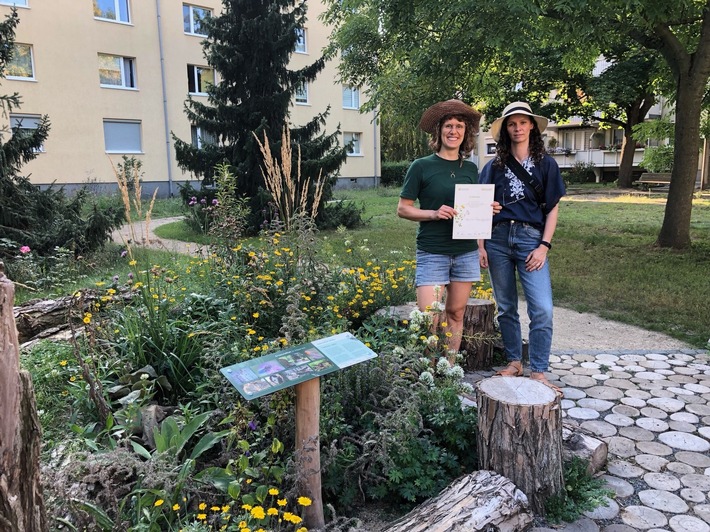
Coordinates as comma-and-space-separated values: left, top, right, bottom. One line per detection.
486, 143, 496, 155
295, 28, 307, 53
183, 4, 211, 36
342, 86, 360, 109
94, 0, 130, 23
98, 54, 136, 88
0, 0, 28, 7
191, 125, 217, 148
344, 132, 361, 155
6, 44, 34, 79
187, 64, 213, 94
295, 82, 309, 104
103, 120, 141, 153
10, 114, 44, 152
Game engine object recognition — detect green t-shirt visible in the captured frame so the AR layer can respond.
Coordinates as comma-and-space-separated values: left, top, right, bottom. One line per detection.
400, 153, 479, 255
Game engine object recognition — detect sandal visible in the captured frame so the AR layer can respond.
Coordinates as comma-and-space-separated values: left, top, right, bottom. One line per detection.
495, 360, 524, 377
530, 372, 562, 394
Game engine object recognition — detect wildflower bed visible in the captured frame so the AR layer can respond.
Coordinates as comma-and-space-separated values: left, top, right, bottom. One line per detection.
28, 214, 493, 531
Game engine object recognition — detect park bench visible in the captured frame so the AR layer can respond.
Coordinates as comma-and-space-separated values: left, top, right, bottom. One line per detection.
633, 172, 671, 190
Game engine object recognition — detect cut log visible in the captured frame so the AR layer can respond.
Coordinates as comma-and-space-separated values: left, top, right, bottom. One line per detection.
476, 376, 563, 515
0, 265, 48, 531
459, 298, 496, 370
383, 470, 532, 532
562, 422, 608, 474
13, 292, 96, 344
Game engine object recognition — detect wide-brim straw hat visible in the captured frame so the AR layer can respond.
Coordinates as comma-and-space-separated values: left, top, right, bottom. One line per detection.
418, 99, 482, 135
489, 101, 549, 141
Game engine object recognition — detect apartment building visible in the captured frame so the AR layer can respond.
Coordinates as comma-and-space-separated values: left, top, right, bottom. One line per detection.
0, 0, 380, 197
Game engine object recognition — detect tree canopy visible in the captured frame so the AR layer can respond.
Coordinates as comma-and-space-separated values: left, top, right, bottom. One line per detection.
324, 0, 710, 248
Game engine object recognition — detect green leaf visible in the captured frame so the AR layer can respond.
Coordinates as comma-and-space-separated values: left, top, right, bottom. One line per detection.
228, 481, 242, 501
189, 430, 230, 460
131, 440, 152, 460
72, 499, 114, 531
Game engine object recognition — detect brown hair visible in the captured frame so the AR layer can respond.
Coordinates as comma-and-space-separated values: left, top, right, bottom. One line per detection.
428, 114, 477, 161
493, 116, 546, 168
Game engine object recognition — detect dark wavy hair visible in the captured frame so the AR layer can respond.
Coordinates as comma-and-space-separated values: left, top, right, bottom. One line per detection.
428, 114, 478, 161
493, 115, 546, 168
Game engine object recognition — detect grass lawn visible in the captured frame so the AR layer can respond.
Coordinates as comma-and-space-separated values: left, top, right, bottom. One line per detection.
151, 187, 710, 347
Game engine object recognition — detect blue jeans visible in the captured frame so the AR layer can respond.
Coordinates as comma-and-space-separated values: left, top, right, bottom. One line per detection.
486, 221, 553, 372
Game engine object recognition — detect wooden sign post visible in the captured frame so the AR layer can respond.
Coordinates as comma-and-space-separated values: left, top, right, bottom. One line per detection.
295, 378, 325, 529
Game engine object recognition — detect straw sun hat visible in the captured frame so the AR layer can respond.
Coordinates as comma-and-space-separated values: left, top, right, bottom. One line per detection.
489, 101, 549, 142
418, 99, 482, 135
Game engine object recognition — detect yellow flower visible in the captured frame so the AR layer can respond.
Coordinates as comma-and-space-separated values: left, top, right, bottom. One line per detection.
277, 498, 287, 507
197, 513, 207, 520
69, 376, 76, 382
83, 316, 91, 324
154, 499, 164, 507
242, 504, 252, 510
268, 488, 279, 496
172, 503, 180, 511
253, 312, 260, 318
250, 506, 266, 520
440, 321, 448, 328
60, 360, 67, 367
267, 508, 278, 516
211, 505, 220, 511
238, 521, 247, 528
199, 502, 207, 510
129, 260, 137, 266
296, 528, 308, 532
297, 497, 312, 507
221, 505, 230, 513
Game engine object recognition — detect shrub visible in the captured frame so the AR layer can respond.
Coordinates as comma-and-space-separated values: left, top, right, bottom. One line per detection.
562, 162, 597, 184
380, 161, 411, 187
316, 199, 367, 230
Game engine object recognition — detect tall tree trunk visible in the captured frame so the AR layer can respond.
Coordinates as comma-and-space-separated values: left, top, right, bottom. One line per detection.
617, 125, 637, 188
0, 268, 47, 532
657, 80, 702, 249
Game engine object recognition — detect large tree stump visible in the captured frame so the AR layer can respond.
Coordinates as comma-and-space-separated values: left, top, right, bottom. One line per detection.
476, 377, 563, 515
384, 470, 532, 532
459, 298, 496, 370
0, 266, 48, 532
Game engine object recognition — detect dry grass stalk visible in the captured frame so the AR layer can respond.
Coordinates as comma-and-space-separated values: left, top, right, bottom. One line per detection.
253, 127, 326, 230
109, 156, 157, 248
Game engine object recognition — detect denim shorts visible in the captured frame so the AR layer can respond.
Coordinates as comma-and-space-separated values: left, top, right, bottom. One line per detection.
415, 249, 481, 286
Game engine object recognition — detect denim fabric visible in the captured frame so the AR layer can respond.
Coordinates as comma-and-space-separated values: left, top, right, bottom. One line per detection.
486, 221, 553, 372
415, 249, 481, 287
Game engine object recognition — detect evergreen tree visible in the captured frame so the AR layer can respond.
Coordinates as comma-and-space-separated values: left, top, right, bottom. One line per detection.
173, 0, 348, 223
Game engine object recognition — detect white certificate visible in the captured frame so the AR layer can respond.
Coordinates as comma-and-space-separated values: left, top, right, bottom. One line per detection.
452, 184, 495, 239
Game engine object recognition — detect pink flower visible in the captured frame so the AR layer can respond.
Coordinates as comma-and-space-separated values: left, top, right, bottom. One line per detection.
20, 246, 31, 254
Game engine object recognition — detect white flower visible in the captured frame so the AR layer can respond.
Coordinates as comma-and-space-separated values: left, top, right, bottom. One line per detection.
392, 346, 406, 356
430, 301, 445, 312
447, 365, 465, 379
140, 373, 150, 381
418, 357, 431, 365
436, 358, 451, 374
427, 335, 439, 346
419, 371, 435, 387
459, 382, 475, 394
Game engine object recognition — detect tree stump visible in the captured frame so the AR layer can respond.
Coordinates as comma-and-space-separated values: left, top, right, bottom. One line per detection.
476, 377, 563, 515
459, 298, 496, 370
0, 265, 48, 531
384, 470, 532, 532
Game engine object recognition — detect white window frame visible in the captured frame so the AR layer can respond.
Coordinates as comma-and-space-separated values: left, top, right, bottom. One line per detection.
6, 43, 35, 80
342, 86, 360, 110
103, 119, 142, 154
98, 53, 137, 89
183, 4, 211, 36
187, 64, 213, 95
190, 125, 217, 148
295, 28, 307, 53
10, 113, 44, 152
0, 0, 28, 7
344, 132, 362, 156
295, 82, 309, 105
93, 0, 131, 24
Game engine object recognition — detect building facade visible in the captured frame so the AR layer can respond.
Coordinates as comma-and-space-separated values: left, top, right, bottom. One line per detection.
0, 0, 380, 197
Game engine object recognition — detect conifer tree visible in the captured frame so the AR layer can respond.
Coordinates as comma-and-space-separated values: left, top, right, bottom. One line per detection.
173, 0, 347, 215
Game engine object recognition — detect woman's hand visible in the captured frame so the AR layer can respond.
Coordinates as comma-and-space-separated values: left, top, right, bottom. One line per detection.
492, 201, 502, 215
479, 247, 489, 269
525, 246, 548, 271
432, 204, 457, 220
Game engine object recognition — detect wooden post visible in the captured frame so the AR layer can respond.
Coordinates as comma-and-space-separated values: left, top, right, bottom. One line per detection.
0, 264, 47, 532
459, 298, 496, 370
294, 378, 324, 529
476, 377, 563, 515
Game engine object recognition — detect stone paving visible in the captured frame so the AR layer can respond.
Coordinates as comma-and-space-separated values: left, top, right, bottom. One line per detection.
467, 348, 710, 532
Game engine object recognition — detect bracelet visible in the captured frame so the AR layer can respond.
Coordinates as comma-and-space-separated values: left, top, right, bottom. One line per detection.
540, 240, 552, 250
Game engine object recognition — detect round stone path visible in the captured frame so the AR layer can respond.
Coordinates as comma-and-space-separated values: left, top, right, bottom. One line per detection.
466, 348, 710, 531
